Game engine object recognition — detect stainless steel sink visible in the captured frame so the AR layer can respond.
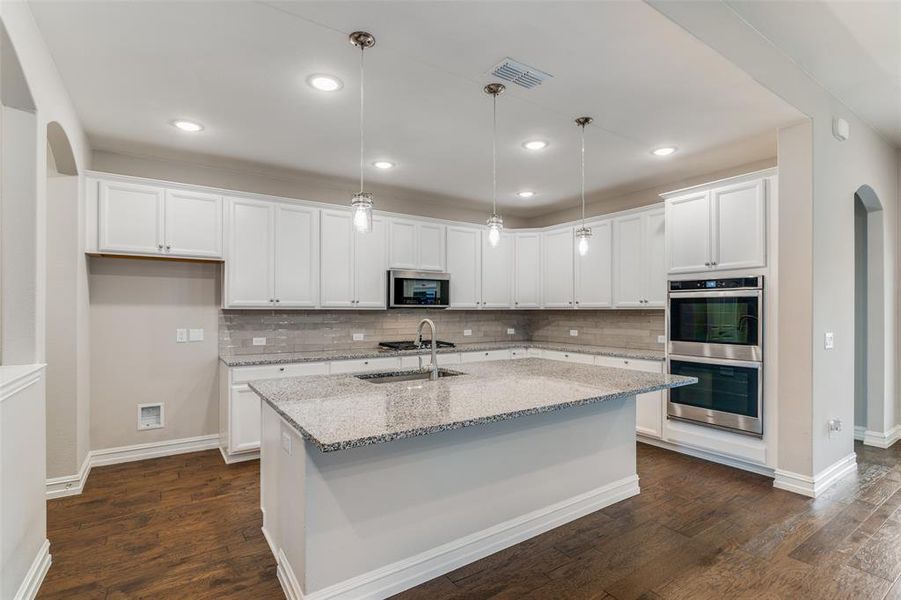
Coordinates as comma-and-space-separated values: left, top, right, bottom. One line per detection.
356, 368, 463, 384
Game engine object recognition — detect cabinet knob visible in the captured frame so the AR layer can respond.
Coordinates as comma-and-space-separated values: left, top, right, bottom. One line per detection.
711, 261, 717, 266
275, 298, 280, 303
484, 352, 489, 356
515, 301, 519, 305
158, 244, 163, 251
279, 367, 285, 372
364, 361, 369, 365
624, 360, 630, 365
575, 301, 580, 305
568, 301, 573, 305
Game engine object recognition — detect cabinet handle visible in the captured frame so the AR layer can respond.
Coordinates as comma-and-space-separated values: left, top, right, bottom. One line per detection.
568, 301, 573, 305
364, 361, 369, 365
711, 261, 717, 266
165, 244, 171, 251
279, 367, 285, 372
275, 298, 280, 303
515, 301, 519, 305
484, 352, 489, 356
624, 360, 630, 365
158, 244, 164, 251
575, 300, 580, 305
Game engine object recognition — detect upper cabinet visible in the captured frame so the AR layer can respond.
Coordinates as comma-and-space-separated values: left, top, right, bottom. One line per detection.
574, 220, 612, 309
613, 209, 665, 308
513, 232, 541, 308
225, 198, 318, 309
665, 175, 767, 275
388, 218, 446, 271
97, 179, 222, 259
321, 209, 387, 309
481, 233, 513, 308
542, 227, 574, 308
446, 225, 481, 308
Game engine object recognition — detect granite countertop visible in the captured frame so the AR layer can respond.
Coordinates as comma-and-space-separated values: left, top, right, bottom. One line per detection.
249, 358, 695, 453
220, 341, 665, 367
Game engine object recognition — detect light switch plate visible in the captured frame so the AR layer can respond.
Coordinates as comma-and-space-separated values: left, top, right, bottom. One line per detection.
825, 331, 834, 350
657, 335, 666, 344
189, 328, 204, 342
353, 333, 365, 341
176, 328, 188, 343
253, 337, 267, 346
507, 328, 515, 335
570, 329, 579, 337
463, 329, 472, 337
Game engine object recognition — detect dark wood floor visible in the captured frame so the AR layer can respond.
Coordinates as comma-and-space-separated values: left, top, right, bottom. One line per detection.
40, 442, 901, 600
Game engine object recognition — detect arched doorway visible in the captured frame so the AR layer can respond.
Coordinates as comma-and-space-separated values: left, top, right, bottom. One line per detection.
853, 185, 890, 447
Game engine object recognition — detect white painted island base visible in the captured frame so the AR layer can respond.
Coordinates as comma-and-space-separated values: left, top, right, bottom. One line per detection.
260, 395, 639, 600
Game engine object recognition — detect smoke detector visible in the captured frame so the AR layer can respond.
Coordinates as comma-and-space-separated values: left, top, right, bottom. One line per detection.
490, 58, 552, 89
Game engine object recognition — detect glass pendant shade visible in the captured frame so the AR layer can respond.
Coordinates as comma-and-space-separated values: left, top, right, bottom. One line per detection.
576, 225, 591, 256
487, 213, 503, 247
351, 192, 373, 234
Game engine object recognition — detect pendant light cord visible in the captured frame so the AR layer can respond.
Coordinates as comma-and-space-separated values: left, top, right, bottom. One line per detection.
359, 45, 365, 194
580, 122, 586, 227
492, 92, 497, 215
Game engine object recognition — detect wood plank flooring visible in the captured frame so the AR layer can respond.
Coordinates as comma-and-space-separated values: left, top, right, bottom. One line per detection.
39, 442, 901, 599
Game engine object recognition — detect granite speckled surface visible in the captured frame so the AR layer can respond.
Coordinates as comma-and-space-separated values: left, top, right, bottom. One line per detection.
249, 358, 695, 453
220, 341, 664, 367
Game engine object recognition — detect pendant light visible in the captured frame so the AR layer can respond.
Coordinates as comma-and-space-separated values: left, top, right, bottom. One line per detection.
574, 116, 593, 256
484, 83, 505, 247
350, 31, 376, 233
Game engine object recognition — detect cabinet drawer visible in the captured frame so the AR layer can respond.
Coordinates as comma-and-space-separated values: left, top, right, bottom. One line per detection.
330, 356, 401, 374
399, 353, 460, 369
459, 349, 511, 363
594, 356, 662, 373
541, 350, 595, 364
509, 348, 529, 359
231, 362, 328, 384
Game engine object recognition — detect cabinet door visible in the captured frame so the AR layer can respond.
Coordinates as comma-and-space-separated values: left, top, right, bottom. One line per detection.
274, 204, 319, 308
98, 180, 164, 254
388, 218, 418, 269
164, 189, 222, 258
320, 209, 356, 308
230, 385, 261, 454
418, 223, 446, 271
446, 226, 481, 308
514, 233, 541, 308
481, 233, 513, 308
542, 227, 574, 308
666, 191, 710, 274
711, 179, 766, 271
575, 220, 612, 308
226, 198, 274, 308
643, 209, 666, 307
613, 214, 644, 307
636, 391, 664, 439
355, 216, 388, 308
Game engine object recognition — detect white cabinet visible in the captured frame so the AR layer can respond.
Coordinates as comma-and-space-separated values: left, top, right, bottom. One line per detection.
613, 209, 665, 308
230, 386, 263, 455
459, 349, 512, 363
388, 218, 445, 271
481, 233, 513, 308
98, 180, 222, 258
542, 227, 574, 308
514, 233, 541, 308
329, 356, 399, 374
320, 209, 387, 309
541, 349, 595, 364
574, 220, 612, 308
665, 177, 766, 274
596, 355, 664, 438
446, 226, 482, 308
225, 198, 318, 308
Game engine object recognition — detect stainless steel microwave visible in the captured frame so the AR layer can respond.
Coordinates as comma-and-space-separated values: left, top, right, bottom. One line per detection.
388, 270, 450, 308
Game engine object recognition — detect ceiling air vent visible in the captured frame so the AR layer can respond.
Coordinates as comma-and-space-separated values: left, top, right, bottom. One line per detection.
490, 58, 552, 90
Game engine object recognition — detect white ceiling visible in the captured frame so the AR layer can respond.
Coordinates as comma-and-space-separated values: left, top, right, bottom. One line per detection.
29, 1, 802, 216
727, 0, 901, 147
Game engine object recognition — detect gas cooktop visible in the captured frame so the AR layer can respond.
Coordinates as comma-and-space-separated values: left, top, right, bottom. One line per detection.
379, 340, 456, 351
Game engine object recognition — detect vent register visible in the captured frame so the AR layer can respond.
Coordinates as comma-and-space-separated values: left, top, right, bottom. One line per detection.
490, 58, 552, 89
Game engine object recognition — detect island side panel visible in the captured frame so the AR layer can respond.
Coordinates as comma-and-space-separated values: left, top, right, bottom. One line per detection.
303, 396, 638, 597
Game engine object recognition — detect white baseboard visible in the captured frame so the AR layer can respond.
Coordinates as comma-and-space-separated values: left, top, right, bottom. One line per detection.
854, 426, 867, 442
274, 475, 640, 600
46, 452, 92, 499
14, 539, 51, 600
89, 433, 220, 467
219, 445, 260, 464
862, 426, 901, 449
637, 436, 774, 478
773, 453, 857, 498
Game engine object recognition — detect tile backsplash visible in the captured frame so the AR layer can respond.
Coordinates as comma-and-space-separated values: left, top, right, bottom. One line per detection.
219, 309, 664, 355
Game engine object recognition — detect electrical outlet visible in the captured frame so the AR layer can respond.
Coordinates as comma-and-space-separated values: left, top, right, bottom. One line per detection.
507, 328, 515, 335
570, 329, 579, 337
176, 328, 188, 343
281, 430, 293, 455
252, 337, 266, 346
353, 333, 365, 341
828, 419, 842, 438
824, 331, 834, 350
189, 328, 204, 342
463, 329, 472, 337
657, 335, 666, 344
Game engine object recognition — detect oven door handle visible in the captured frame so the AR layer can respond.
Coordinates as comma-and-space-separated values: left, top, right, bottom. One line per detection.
668, 355, 762, 369
668, 290, 761, 300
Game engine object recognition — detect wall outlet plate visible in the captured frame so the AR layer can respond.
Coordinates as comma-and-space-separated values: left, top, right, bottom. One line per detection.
825, 331, 834, 350
176, 328, 188, 343
353, 333, 365, 341
189, 328, 204, 342
252, 337, 266, 346
507, 328, 515, 335
657, 335, 666, 344
137, 403, 164, 430
570, 329, 579, 337
463, 329, 472, 336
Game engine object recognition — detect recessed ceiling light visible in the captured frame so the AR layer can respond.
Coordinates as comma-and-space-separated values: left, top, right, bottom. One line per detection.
517, 190, 535, 198
171, 120, 203, 132
307, 74, 343, 92
372, 160, 395, 169
522, 140, 548, 151
651, 146, 677, 157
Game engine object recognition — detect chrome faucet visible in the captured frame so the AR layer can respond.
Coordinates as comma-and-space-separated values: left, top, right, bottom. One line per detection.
414, 318, 439, 381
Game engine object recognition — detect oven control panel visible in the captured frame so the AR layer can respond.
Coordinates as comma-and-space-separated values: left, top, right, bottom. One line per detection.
669, 276, 762, 291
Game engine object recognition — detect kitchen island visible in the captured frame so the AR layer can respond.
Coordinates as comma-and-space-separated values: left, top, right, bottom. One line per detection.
251, 358, 695, 600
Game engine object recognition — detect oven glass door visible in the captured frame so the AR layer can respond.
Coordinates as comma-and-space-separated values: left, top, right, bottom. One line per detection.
669, 293, 759, 346
668, 357, 762, 435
